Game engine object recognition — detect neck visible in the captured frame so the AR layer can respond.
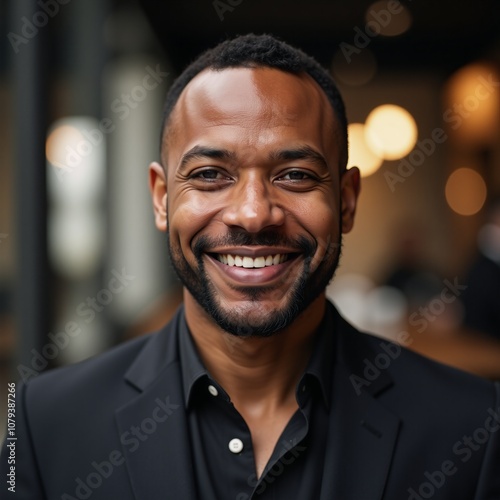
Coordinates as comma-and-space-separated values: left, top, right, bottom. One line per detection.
184, 292, 326, 411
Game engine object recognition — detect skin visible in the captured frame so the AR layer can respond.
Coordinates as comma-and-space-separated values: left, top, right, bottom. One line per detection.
149, 67, 360, 478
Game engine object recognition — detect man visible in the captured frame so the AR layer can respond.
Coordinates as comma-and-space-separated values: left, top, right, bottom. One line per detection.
2, 34, 499, 500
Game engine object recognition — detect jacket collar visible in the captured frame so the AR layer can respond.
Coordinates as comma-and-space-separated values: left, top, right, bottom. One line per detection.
123, 306, 185, 392
117, 306, 198, 500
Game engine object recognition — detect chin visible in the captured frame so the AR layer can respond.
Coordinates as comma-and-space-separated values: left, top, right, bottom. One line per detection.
204, 286, 317, 338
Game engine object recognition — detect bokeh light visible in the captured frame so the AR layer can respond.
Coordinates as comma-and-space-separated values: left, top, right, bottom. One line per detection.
46, 117, 106, 206
365, 104, 418, 160
444, 63, 500, 145
48, 208, 104, 279
326, 274, 375, 330
46, 125, 85, 168
445, 168, 487, 216
364, 286, 407, 335
347, 123, 383, 177
46, 117, 106, 279
365, 1, 412, 37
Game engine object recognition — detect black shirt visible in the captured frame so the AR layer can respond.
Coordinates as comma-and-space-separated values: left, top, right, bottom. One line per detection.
179, 307, 336, 500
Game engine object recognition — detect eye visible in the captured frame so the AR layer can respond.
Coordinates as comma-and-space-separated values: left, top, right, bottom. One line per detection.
277, 169, 318, 182
280, 171, 310, 181
274, 169, 320, 192
192, 169, 226, 180
188, 168, 233, 190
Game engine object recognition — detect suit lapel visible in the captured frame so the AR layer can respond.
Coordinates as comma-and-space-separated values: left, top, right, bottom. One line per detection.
115, 308, 198, 500
321, 307, 401, 500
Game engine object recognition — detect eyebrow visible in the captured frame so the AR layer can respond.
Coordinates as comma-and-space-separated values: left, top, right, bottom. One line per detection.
269, 146, 329, 171
178, 146, 235, 173
177, 144, 329, 173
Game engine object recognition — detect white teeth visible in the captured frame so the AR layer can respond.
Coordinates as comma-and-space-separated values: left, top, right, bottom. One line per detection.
216, 253, 290, 268
242, 257, 254, 268
254, 257, 266, 268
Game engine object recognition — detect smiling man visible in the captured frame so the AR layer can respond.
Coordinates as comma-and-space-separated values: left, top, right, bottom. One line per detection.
150, 65, 354, 335
2, 34, 500, 500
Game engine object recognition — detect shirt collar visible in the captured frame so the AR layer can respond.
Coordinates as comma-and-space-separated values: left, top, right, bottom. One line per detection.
299, 301, 335, 411
179, 315, 210, 409
179, 301, 336, 411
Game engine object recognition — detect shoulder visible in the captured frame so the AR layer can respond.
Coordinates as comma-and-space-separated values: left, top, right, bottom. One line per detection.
19, 334, 150, 425
21, 306, 184, 416
366, 328, 494, 397
25, 333, 149, 393
333, 303, 498, 410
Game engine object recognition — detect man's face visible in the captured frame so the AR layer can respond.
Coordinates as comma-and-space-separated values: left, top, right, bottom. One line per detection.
150, 67, 359, 336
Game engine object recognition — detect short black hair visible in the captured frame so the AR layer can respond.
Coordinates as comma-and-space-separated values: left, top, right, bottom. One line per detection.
161, 33, 348, 168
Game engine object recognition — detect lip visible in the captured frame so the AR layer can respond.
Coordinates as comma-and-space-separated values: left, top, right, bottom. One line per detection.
204, 252, 302, 285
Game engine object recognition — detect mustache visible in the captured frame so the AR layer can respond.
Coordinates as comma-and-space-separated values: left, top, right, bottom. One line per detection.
193, 230, 316, 259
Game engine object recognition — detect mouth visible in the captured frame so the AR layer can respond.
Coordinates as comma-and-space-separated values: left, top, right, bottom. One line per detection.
212, 253, 290, 268
204, 248, 303, 286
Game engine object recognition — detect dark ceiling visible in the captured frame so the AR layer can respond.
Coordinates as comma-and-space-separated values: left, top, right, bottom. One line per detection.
139, 0, 500, 76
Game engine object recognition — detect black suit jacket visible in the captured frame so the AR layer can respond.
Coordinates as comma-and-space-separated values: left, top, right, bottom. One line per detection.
2, 303, 500, 499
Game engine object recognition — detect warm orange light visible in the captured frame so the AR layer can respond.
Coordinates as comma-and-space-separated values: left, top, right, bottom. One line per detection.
365, 104, 418, 160
444, 63, 500, 145
445, 168, 487, 216
347, 123, 383, 177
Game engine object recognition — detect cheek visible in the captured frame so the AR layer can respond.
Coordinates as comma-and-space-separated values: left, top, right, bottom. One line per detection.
169, 192, 224, 248
299, 201, 340, 263
173, 185, 221, 215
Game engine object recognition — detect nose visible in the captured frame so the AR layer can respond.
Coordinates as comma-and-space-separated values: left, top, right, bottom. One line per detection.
221, 174, 285, 233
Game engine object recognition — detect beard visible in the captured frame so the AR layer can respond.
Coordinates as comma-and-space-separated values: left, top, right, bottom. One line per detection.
168, 227, 342, 338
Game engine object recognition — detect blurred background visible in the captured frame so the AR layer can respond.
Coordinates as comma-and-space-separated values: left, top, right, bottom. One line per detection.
1, 0, 500, 438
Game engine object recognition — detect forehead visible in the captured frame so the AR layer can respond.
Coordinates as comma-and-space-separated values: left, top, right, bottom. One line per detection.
164, 67, 340, 167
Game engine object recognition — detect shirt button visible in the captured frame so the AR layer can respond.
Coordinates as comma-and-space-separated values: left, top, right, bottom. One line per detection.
228, 438, 244, 454
208, 385, 218, 397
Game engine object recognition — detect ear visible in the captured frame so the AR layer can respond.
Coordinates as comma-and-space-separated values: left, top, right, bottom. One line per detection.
340, 167, 361, 234
148, 161, 168, 232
